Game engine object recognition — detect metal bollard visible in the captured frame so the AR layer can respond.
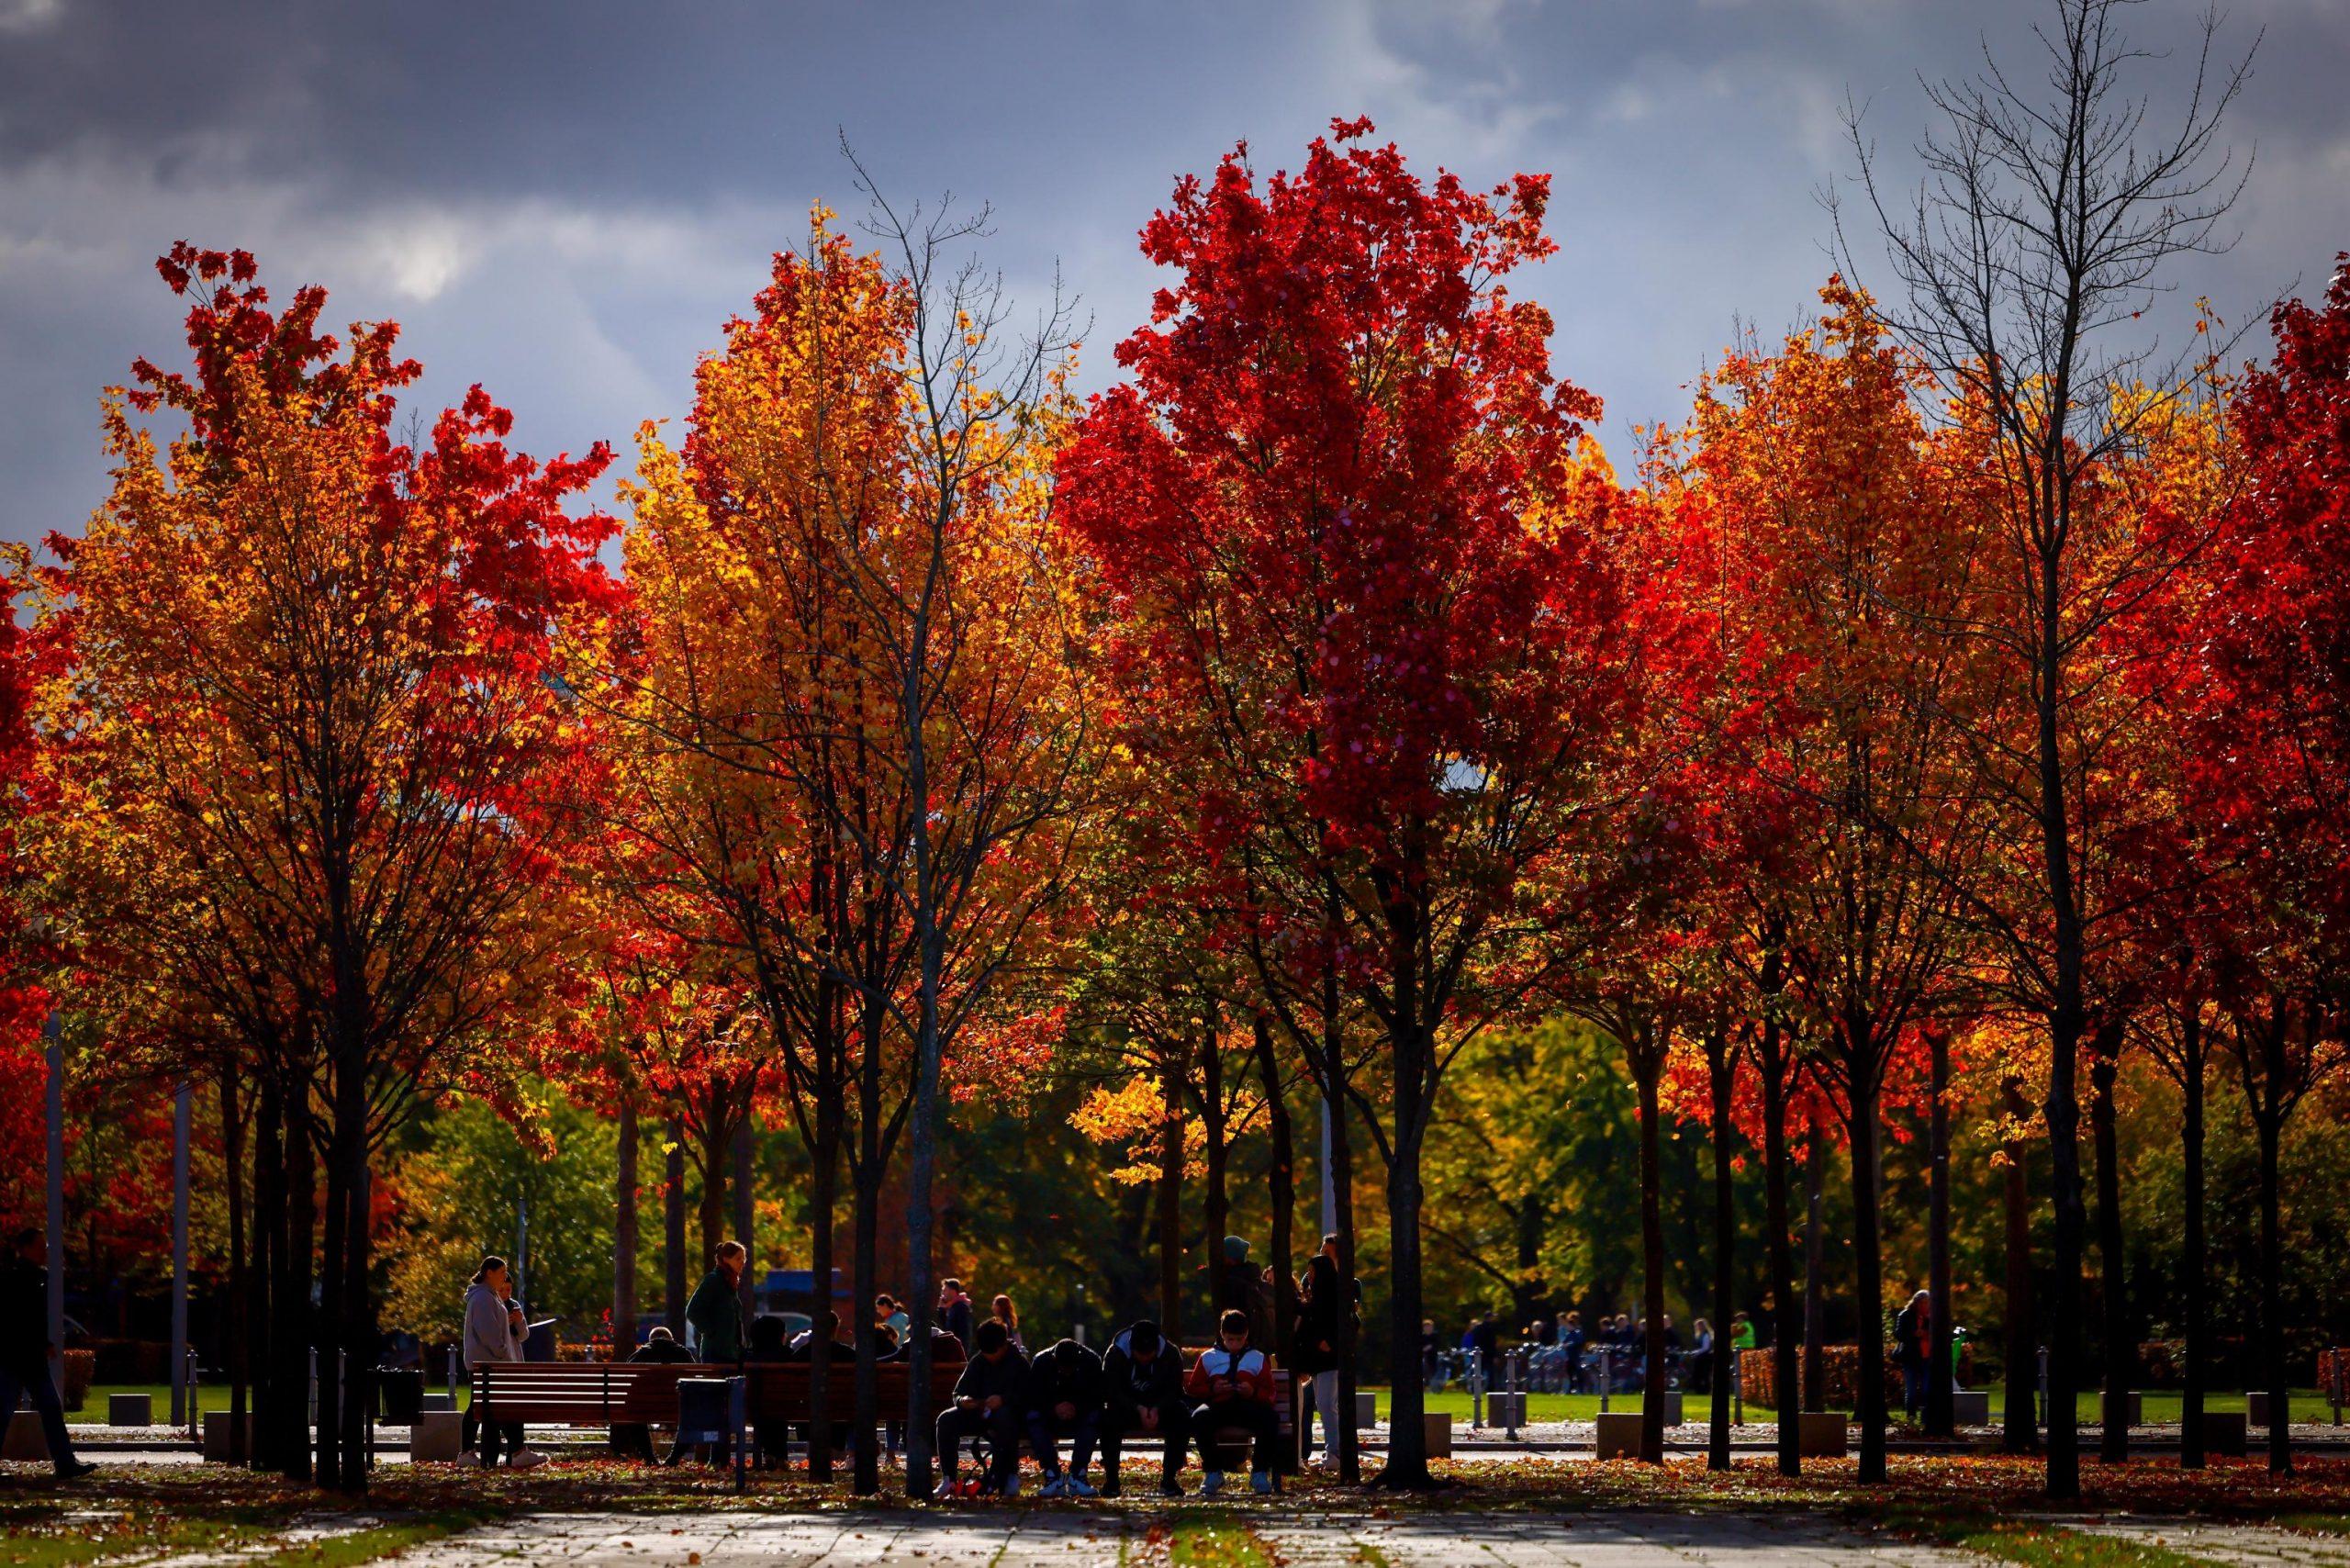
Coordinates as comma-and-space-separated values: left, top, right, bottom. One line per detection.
2037, 1346, 2049, 1430
185, 1348, 200, 1444
1599, 1348, 1612, 1414
1470, 1348, 1484, 1429
1505, 1348, 1521, 1441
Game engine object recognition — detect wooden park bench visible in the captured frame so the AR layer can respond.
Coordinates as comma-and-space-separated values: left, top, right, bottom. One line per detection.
471, 1359, 961, 1464
1177, 1351, 1298, 1481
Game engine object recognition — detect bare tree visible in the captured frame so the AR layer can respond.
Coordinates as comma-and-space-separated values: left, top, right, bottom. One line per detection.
1838, 0, 2254, 1498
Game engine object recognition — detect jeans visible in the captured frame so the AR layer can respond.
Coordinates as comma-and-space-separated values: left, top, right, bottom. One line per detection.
935, 1404, 1020, 1486
0, 1357, 77, 1473
1101, 1403, 1189, 1484
1901, 1361, 1929, 1419
1192, 1397, 1278, 1475
1023, 1409, 1098, 1478
1298, 1370, 1340, 1461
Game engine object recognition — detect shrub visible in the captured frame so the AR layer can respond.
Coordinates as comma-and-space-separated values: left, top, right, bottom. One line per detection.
61, 1350, 95, 1410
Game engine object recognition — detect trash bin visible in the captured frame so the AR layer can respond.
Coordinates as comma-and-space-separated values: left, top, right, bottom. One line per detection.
378, 1368, 427, 1425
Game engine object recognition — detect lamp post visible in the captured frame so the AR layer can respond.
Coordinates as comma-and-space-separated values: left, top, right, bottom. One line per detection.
172, 1081, 190, 1425
45, 1011, 64, 1388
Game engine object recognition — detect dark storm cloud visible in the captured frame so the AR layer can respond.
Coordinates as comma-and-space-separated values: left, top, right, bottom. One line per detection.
2, 0, 2344, 545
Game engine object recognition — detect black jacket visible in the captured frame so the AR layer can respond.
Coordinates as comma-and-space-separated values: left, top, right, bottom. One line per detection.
0, 1257, 47, 1372
1024, 1338, 1102, 1416
630, 1338, 694, 1365
1294, 1255, 1345, 1374
952, 1346, 1029, 1409
1101, 1329, 1186, 1417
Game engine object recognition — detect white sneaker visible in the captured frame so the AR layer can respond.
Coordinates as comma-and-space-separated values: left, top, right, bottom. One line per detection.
933, 1478, 957, 1500
454, 1450, 484, 1467
1202, 1471, 1225, 1495
509, 1447, 548, 1471
1251, 1471, 1273, 1495
1066, 1475, 1098, 1497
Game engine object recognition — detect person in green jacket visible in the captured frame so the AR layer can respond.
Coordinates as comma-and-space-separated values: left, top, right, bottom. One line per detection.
686, 1240, 748, 1363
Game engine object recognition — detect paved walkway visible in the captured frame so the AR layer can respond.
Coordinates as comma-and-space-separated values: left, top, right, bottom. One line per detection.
303, 1506, 1990, 1568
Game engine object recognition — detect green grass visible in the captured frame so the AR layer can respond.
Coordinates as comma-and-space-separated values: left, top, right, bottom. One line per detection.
67, 1382, 476, 1426
0, 1498, 486, 1568
1896, 1515, 2210, 1568
1360, 1385, 2344, 1426
0, 1513, 276, 1568
1166, 1512, 1272, 1568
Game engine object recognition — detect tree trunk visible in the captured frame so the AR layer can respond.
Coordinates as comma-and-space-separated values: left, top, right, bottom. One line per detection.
337, 1155, 373, 1494
1802, 1129, 1826, 1413
2090, 1021, 2129, 1461
250, 1074, 281, 1473
614, 1101, 639, 1358
1758, 973, 1800, 1475
2255, 1016, 2289, 1474
1927, 1025, 1953, 1438
274, 1101, 315, 1484
1252, 1016, 1297, 1392
804, 1106, 840, 1482
1707, 1029, 1735, 1471
664, 1117, 688, 1332
1158, 1046, 1183, 1327
1637, 1055, 1667, 1467
1202, 1020, 1230, 1296
2002, 1075, 2038, 1453
849, 1162, 881, 1495
1849, 1070, 1889, 1484
698, 1114, 728, 1269
1326, 1058, 1362, 1484
221, 1068, 249, 1465
2180, 1010, 2206, 1469
316, 1109, 348, 1491
901, 914, 948, 1499
732, 1113, 756, 1316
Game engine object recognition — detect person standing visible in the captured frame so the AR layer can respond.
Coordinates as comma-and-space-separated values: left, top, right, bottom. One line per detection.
938, 1278, 976, 1352
686, 1241, 747, 1364
1293, 1235, 1347, 1465
462, 1255, 543, 1469
0, 1228, 94, 1480
990, 1294, 1024, 1356
1895, 1290, 1933, 1420
1216, 1237, 1273, 1350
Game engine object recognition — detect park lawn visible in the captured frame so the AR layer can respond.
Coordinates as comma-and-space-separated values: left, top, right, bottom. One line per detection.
1891, 1513, 2210, 1568
1163, 1511, 1274, 1568
68, 1383, 477, 1426
1360, 1386, 2341, 1427
0, 1487, 487, 1568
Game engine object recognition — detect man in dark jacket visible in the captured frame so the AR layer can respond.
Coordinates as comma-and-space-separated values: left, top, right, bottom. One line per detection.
1099, 1320, 1188, 1497
1216, 1237, 1273, 1350
934, 1318, 1028, 1496
1023, 1336, 1103, 1495
611, 1327, 694, 1459
938, 1279, 976, 1352
0, 1229, 94, 1479
1295, 1236, 1350, 1463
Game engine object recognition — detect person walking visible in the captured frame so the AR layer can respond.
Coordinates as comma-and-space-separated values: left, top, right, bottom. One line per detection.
1895, 1290, 1933, 1420
686, 1241, 747, 1364
990, 1294, 1025, 1356
0, 1228, 94, 1480
461, 1255, 543, 1469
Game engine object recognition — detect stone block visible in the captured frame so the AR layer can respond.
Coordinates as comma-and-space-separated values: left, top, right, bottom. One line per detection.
1644, 1391, 1685, 1427
2246, 1392, 2286, 1428
418, 1392, 456, 1413
4, 1412, 50, 1462
2201, 1410, 2248, 1455
201, 1412, 257, 1462
1423, 1412, 1453, 1459
108, 1393, 152, 1427
1795, 1411, 1849, 1457
1594, 1410, 1644, 1459
409, 1409, 464, 1463
1951, 1391, 1990, 1426
1486, 1393, 1528, 1428
2101, 1392, 2143, 1428
1355, 1391, 1378, 1428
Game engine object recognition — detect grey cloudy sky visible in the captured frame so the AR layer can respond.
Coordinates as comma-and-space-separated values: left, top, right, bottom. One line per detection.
2, 0, 2344, 545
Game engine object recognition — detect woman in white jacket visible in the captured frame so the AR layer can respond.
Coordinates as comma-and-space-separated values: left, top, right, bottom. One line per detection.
461, 1256, 543, 1469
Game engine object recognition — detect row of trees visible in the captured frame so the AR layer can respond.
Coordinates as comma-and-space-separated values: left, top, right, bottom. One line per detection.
1, 0, 2341, 1503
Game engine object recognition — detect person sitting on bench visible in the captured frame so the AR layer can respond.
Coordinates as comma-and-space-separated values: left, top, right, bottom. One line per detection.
1100, 1319, 1189, 1497
934, 1317, 1028, 1497
1023, 1334, 1103, 1496
1186, 1307, 1279, 1495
